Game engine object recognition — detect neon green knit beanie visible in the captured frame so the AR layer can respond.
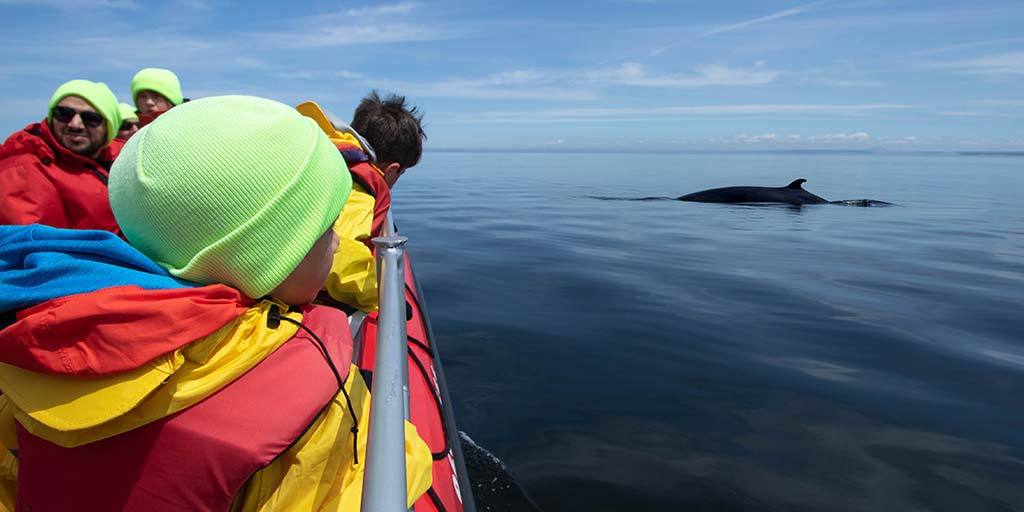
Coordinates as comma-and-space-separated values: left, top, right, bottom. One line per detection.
47, 79, 120, 143
131, 68, 183, 106
118, 102, 139, 122
109, 95, 352, 299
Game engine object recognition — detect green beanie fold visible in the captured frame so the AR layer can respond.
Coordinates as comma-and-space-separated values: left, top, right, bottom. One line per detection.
109, 95, 352, 298
131, 68, 183, 106
47, 80, 121, 143
118, 102, 139, 122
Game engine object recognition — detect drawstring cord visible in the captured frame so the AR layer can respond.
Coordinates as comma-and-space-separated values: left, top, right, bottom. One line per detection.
268, 305, 360, 465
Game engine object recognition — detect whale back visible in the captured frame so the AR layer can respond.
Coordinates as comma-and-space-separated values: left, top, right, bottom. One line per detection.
677, 178, 828, 205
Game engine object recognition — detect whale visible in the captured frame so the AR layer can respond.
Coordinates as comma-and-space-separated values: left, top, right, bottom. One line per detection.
677, 179, 890, 206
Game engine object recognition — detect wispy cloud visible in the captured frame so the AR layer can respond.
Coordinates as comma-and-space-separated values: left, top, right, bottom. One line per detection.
0, 0, 137, 7
925, 52, 1024, 76
377, 62, 779, 101
734, 132, 875, 144
939, 111, 1022, 118
651, 0, 829, 55
343, 1, 419, 17
336, 70, 366, 79
898, 37, 1024, 58
968, 99, 1024, 107
747, 133, 803, 143
231, 57, 268, 70
696, 0, 830, 39
463, 103, 911, 123
808, 131, 870, 142
246, 2, 456, 48
174, 0, 209, 9
258, 23, 457, 48
590, 63, 779, 87
382, 70, 598, 100
815, 78, 884, 87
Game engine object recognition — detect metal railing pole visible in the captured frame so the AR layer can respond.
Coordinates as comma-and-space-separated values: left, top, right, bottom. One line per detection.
361, 234, 410, 512
381, 214, 412, 423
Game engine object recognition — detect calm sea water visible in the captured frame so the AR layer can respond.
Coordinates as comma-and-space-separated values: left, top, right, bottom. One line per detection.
393, 151, 1024, 512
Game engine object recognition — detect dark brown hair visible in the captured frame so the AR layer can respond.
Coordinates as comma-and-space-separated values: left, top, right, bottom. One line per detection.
351, 91, 425, 169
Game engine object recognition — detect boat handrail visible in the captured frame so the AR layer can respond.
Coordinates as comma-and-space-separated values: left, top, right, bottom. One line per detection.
361, 226, 412, 512
380, 212, 411, 420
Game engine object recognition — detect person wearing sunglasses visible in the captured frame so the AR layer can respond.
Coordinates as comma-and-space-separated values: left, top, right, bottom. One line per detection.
132, 67, 184, 127
0, 79, 124, 233
117, 102, 141, 141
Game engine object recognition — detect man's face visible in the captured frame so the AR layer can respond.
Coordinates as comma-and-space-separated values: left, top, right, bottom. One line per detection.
135, 90, 173, 115
50, 96, 108, 158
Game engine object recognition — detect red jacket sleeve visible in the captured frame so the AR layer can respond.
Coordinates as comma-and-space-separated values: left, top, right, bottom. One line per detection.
0, 155, 68, 227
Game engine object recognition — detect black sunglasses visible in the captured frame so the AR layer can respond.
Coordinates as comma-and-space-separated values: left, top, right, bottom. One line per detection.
119, 120, 140, 131
52, 105, 104, 128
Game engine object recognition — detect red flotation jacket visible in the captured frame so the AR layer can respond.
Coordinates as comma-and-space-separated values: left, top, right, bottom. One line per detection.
0, 122, 123, 233
337, 141, 391, 242
0, 225, 433, 511
15, 304, 350, 512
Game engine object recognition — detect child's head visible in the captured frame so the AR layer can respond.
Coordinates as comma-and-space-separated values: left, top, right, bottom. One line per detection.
109, 95, 352, 304
350, 91, 425, 187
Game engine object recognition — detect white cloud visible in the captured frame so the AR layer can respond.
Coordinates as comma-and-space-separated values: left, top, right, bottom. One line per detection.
452, 104, 909, 124
650, 0, 826, 55
388, 69, 598, 100
245, 3, 454, 48
0, 0, 136, 7
343, 2, 419, 17
925, 52, 1024, 76
939, 111, 1021, 118
232, 57, 268, 69
591, 63, 778, 88
735, 133, 803, 143
406, 62, 779, 101
969, 99, 1024, 107
695, 0, 828, 39
336, 70, 366, 79
738, 133, 779, 142
175, 0, 209, 9
808, 132, 870, 142
260, 23, 456, 48
816, 78, 884, 87
940, 111, 985, 117
898, 37, 1024, 58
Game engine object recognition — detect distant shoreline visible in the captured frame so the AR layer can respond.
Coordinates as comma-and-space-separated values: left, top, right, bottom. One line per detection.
425, 148, 1024, 157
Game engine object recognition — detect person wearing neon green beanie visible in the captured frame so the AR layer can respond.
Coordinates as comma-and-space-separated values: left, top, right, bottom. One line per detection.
0, 79, 125, 232
116, 102, 140, 140
110, 95, 352, 302
131, 67, 184, 126
0, 95, 435, 510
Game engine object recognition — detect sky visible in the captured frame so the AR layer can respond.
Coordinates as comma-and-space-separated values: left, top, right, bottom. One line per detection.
0, 0, 1022, 151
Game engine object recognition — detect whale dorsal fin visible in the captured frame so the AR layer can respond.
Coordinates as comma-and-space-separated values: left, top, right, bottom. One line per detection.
785, 179, 807, 190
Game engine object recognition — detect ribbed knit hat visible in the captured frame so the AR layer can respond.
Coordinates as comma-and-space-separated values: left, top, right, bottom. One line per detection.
47, 80, 120, 143
118, 102, 139, 122
131, 68, 183, 106
109, 95, 352, 299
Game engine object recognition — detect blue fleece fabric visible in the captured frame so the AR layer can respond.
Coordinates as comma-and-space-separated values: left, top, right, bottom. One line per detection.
0, 224, 191, 313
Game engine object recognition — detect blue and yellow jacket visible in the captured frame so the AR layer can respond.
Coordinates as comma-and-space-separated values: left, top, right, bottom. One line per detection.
0, 224, 430, 511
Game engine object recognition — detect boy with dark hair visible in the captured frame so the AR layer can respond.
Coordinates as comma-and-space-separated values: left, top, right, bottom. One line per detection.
351, 90, 425, 187
298, 91, 426, 312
